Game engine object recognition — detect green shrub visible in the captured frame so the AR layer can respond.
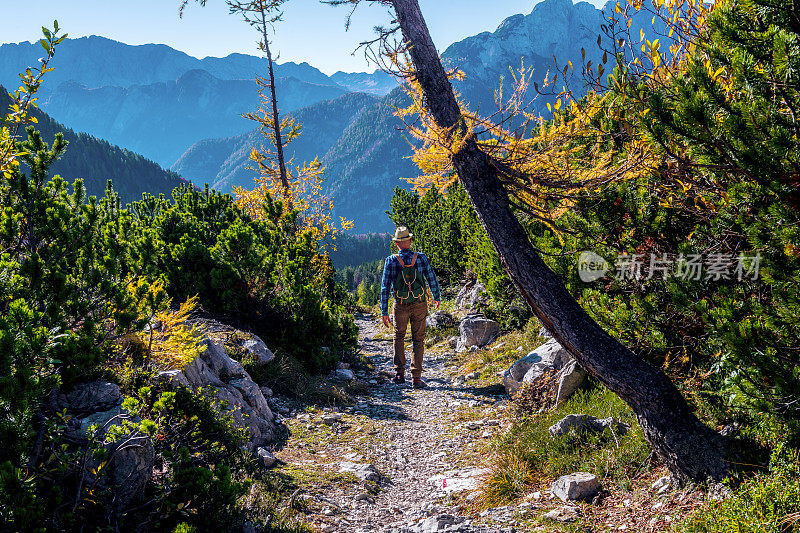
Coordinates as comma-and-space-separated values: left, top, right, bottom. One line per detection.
0, 38, 353, 527
133, 185, 356, 372
680, 446, 800, 533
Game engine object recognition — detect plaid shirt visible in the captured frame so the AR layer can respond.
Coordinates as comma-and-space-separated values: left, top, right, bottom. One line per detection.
380, 249, 441, 315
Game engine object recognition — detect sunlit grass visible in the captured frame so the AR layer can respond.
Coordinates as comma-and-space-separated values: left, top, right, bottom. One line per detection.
481, 385, 650, 506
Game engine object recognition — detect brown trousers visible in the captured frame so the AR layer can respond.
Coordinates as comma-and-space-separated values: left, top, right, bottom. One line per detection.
392, 300, 428, 379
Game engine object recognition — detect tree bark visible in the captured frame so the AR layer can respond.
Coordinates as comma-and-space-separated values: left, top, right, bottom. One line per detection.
391, 0, 729, 483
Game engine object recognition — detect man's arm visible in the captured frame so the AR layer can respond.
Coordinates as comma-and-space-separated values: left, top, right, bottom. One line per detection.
379, 257, 393, 318
418, 253, 441, 303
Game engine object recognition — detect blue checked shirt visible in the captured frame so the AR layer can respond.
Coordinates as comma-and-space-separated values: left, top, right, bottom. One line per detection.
380, 249, 441, 316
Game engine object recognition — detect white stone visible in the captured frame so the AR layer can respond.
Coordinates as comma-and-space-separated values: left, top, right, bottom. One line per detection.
543, 506, 579, 522
652, 475, 671, 494
428, 468, 489, 493
339, 462, 381, 482
256, 447, 276, 468
333, 368, 355, 381
241, 335, 275, 364
551, 472, 601, 502
322, 413, 343, 425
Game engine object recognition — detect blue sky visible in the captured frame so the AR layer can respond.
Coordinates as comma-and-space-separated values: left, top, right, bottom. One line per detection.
0, 0, 604, 74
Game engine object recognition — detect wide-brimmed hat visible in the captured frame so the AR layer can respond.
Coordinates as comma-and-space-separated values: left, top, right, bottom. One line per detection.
392, 226, 413, 242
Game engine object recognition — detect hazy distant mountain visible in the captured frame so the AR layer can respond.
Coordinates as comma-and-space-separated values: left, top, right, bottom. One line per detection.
2, 0, 661, 232
41, 69, 347, 167
330, 71, 398, 96
0, 86, 188, 202
172, 91, 379, 191
0, 36, 334, 95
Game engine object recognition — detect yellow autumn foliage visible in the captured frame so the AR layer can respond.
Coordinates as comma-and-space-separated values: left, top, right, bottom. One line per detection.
127, 279, 206, 371
394, 0, 719, 227
233, 70, 353, 249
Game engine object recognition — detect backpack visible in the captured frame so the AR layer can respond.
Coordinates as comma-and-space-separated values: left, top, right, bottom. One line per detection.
393, 253, 427, 304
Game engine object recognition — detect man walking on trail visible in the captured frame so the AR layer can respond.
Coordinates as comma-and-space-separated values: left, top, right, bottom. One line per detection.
380, 226, 441, 389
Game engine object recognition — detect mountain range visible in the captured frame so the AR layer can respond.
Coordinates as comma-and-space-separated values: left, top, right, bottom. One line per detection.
0, 0, 657, 231
0, 36, 396, 168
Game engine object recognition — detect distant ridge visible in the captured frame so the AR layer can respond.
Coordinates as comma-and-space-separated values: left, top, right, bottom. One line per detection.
0, 35, 396, 96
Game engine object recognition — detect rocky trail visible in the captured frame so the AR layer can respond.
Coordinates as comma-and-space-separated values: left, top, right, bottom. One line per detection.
272, 313, 528, 533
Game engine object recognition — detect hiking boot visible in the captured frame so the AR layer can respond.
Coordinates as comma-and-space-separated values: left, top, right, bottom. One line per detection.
412, 379, 427, 389
393, 374, 406, 384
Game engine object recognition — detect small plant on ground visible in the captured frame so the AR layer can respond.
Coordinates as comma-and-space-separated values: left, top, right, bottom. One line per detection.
679, 445, 800, 533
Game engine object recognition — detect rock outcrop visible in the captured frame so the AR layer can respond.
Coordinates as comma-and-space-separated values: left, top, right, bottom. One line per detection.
455, 315, 500, 352
548, 414, 630, 437
454, 280, 488, 310
241, 334, 275, 364
502, 339, 586, 401
159, 337, 277, 451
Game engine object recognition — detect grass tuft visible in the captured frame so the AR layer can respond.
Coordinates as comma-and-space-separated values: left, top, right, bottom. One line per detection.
481, 385, 650, 506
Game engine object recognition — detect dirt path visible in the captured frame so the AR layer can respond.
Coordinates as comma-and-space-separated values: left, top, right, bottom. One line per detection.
273, 313, 527, 533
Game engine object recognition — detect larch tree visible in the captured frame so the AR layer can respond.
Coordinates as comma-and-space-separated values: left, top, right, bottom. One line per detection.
180, 0, 353, 244
326, 0, 730, 483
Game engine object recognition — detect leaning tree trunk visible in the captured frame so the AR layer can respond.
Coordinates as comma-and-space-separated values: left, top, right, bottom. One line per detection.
391, 0, 729, 483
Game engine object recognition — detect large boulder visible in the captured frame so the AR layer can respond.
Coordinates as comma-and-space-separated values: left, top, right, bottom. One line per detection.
159, 338, 277, 451
456, 314, 500, 352
555, 359, 588, 405
426, 310, 455, 330
455, 280, 488, 310
502, 338, 586, 400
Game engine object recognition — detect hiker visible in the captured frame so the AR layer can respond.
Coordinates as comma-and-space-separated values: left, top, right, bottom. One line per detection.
380, 226, 441, 389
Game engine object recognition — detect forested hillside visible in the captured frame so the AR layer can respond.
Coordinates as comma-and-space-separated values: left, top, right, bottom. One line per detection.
0, 85, 188, 201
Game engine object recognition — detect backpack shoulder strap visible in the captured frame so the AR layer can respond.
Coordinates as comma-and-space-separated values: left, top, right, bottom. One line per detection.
410, 252, 418, 267
395, 253, 406, 268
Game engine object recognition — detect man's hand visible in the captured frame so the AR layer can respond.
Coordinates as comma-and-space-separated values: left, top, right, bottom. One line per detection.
382, 315, 392, 328
432, 300, 441, 309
